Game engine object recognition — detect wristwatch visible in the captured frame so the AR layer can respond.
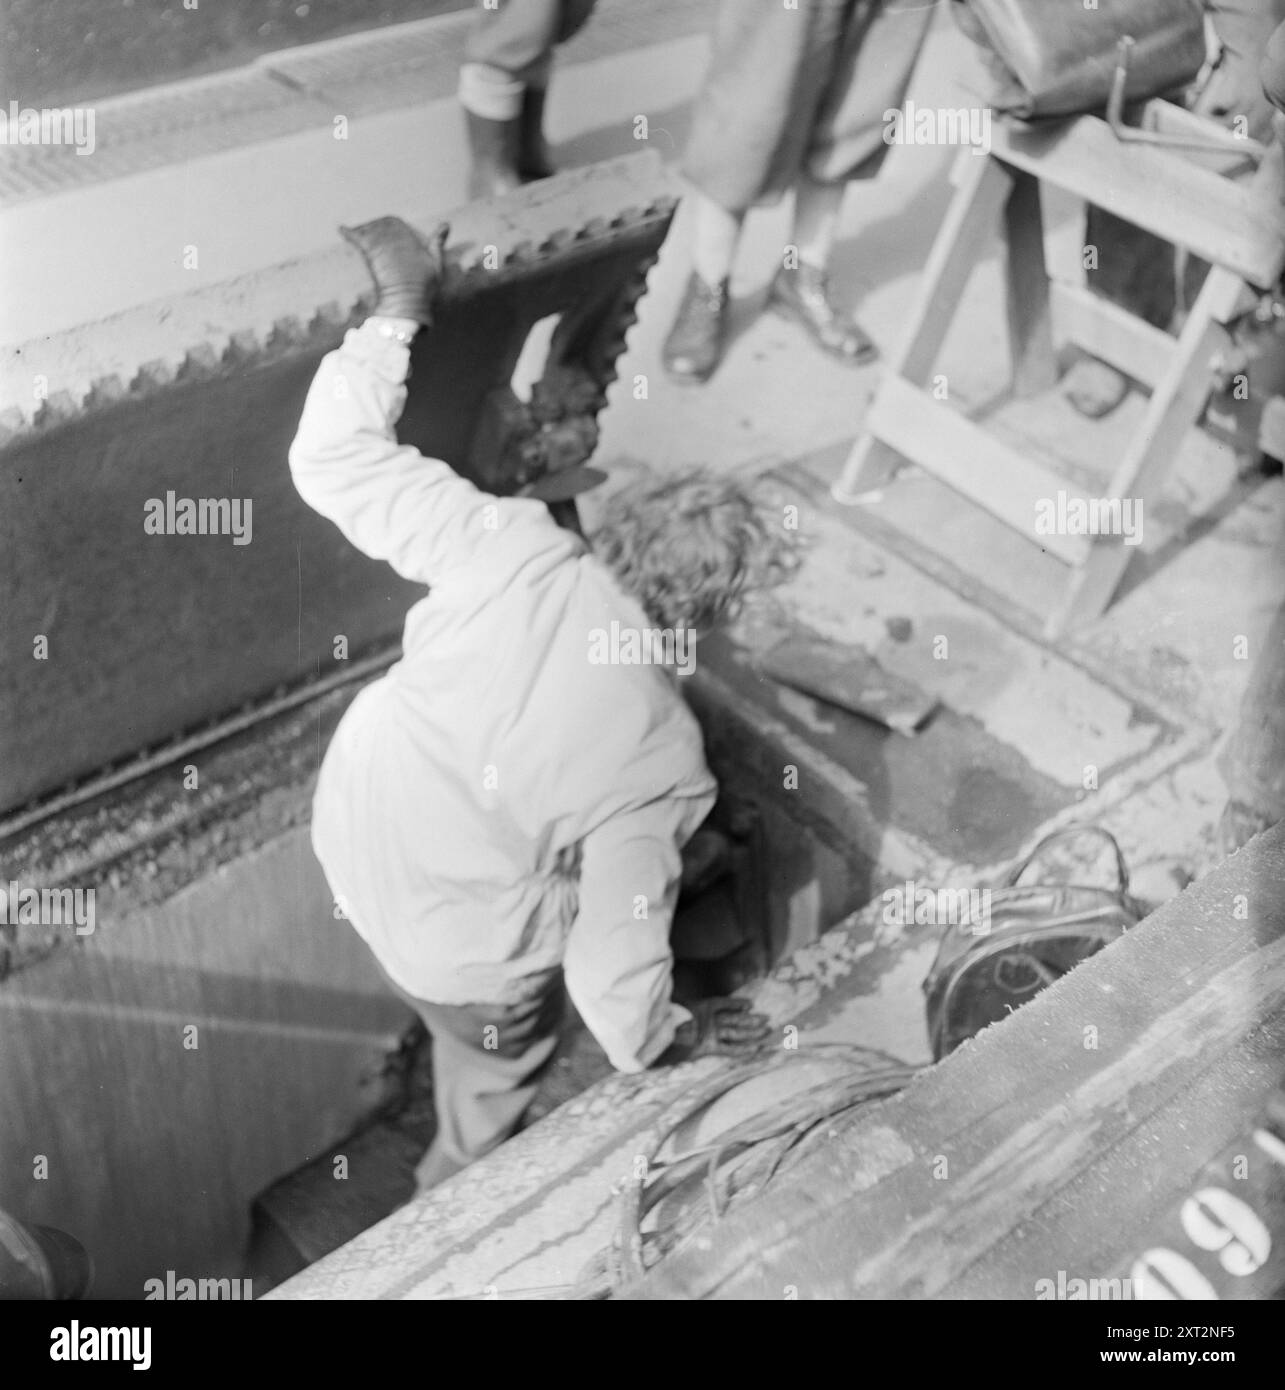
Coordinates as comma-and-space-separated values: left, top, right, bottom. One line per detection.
372, 317, 418, 345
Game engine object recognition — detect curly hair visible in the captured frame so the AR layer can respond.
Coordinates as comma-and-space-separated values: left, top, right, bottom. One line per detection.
590, 470, 800, 632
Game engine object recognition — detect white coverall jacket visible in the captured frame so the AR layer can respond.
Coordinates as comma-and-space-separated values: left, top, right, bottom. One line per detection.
289, 322, 715, 1072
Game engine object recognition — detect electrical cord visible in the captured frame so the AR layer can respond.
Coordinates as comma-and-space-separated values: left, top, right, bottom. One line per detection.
573, 1042, 921, 1298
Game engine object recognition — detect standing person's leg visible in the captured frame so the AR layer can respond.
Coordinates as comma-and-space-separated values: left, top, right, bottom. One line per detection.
791, 176, 845, 271
769, 175, 876, 362
514, 0, 596, 181
459, 0, 596, 198
662, 195, 743, 384
768, 0, 935, 362
663, 0, 840, 384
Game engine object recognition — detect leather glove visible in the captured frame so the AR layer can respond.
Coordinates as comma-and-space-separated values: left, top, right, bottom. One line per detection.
339, 216, 449, 326
666, 996, 771, 1062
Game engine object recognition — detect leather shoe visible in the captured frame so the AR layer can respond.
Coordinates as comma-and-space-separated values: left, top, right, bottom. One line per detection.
518, 87, 556, 181
464, 109, 523, 201
769, 263, 877, 364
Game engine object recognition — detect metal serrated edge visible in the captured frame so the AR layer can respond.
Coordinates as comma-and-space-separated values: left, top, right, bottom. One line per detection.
0, 195, 675, 441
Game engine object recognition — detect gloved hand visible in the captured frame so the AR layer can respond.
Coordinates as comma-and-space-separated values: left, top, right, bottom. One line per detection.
339, 216, 449, 326
666, 996, 771, 1062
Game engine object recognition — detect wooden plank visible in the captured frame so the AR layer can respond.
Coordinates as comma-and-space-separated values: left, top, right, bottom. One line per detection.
1003, 169, 1058, 397
991, 116, 1285, 289
759, 635, 938, 736
865, 375, 1090, 566
1102, 263, 1240, 502
893, 152, 1015, 384
833, 151, 1014, 500
1050, 280, 1176, 389
1047, 265, 1241, 636
629, 823, 1285, 1300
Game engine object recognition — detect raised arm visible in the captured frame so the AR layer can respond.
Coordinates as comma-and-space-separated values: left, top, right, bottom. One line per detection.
290, 216, 581, 589
289, 317, 500, 587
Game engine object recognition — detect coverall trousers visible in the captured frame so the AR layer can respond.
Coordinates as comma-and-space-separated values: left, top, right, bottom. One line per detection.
380, 963, 567, 1192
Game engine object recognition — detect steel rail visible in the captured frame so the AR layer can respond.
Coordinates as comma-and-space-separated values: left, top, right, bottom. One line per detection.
0, 646, 401, 843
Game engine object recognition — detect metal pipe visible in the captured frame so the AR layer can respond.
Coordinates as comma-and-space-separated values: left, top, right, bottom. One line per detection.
1106, 36, 1266, 160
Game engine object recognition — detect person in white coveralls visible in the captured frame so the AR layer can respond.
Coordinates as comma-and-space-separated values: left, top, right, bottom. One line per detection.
289, 216, 792, 1191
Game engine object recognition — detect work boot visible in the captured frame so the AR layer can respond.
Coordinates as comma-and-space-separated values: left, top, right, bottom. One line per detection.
662, 271, 730, 384
518, 87, 556, 182
464, 108, 523, 201
769, 263, 877, 364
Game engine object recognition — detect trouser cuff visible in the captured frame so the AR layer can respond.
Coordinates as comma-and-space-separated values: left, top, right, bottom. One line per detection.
459, 62, 527, 119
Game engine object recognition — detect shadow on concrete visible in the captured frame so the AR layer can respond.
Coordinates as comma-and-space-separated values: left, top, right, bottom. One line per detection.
1112, 471, 1277, 607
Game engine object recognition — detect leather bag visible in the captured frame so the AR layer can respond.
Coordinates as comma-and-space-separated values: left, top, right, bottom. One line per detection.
952, 0, 1208, 119
922, 825, 1143, 1061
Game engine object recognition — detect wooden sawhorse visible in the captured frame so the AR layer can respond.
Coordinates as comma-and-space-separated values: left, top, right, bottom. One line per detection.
833, 102, 1285, 638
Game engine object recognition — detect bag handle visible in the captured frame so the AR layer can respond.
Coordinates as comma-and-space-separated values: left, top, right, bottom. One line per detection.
1002, 824, 1129, 893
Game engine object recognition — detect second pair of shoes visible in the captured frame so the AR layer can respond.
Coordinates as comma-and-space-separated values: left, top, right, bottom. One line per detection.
465, 89, 556, 201
662, 262, 878, 384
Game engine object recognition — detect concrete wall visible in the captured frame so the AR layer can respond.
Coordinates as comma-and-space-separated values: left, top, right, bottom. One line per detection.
0, 826, 411, 1299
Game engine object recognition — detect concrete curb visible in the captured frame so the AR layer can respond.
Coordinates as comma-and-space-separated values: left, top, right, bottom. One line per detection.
0, 0, 713, 205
